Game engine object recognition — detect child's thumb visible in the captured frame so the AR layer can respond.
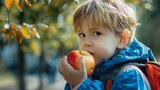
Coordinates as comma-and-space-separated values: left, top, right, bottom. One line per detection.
79, 56, 87, 73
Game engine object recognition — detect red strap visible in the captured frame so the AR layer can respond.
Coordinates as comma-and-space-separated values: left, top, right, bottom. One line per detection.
105, 79, 112, 90
146, 64, 160, 90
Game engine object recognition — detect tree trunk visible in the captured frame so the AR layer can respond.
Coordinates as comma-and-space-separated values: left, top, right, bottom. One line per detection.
18, 44, 25, 90
18, 11, 25, 90
38, 47, 45, 90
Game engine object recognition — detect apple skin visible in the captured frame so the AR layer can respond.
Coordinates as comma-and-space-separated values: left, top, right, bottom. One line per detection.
67, 50, 95, 77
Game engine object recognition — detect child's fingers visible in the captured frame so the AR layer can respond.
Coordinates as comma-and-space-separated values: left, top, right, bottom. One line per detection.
58, 57, 67, 75
62, 56, 75, 72
79, 56, 87, 73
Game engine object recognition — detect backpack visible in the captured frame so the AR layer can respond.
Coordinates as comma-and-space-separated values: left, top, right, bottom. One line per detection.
105, 61, 160, 90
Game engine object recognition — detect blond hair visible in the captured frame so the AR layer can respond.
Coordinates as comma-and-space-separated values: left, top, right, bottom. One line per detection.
73, 0, 137, 45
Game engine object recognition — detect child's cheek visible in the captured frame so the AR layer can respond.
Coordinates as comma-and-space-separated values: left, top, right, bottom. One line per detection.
96, 47, 110, 59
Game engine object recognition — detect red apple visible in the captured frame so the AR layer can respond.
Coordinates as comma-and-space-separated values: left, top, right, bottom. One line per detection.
67, 50, 95, 77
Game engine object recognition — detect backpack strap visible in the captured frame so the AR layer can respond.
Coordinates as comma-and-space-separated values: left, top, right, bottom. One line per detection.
105, 63, 151, 90
145, 62, 160, 90
104, 63, 127, 90
105, 79, 112, 90
116, 64, 151, 90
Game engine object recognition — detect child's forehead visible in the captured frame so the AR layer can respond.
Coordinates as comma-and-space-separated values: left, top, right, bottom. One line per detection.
74, 19, 105, 32
75, 24, 100, 32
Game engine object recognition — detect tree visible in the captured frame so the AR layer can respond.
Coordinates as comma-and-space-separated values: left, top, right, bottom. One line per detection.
0, 0, 79, 90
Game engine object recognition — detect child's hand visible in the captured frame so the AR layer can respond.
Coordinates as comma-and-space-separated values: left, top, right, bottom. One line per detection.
58, 56, 87, 87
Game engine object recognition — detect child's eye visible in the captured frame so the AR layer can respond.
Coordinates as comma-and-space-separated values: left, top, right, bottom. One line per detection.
78, 33, 86, 38
93, 31, 101, 36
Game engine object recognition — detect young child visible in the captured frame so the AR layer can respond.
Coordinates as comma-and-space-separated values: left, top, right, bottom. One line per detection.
58, 0, 156, 89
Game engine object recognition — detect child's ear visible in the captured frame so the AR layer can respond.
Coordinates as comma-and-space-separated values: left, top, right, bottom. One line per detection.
117, 30, 130, 49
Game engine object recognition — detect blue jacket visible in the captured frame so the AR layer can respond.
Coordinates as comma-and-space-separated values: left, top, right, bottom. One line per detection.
64, 39, 156, 90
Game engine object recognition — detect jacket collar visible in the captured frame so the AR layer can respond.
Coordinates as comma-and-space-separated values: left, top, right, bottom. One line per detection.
91, 38, 156, 79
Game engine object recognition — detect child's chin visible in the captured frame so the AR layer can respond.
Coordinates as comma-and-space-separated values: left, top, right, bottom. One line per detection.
95, 59, 102, 65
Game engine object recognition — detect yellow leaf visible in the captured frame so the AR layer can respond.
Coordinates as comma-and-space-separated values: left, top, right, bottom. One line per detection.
10, 23, 17, 30
11, 30, 22, 43
20, 26, 30, 39
37, 23, 48, 30
2, 28, 7, 33
11, 30, 17, 39
15, 0, 22, 11
5, 0, 14, 10
31, 27, 40, 39
31, 28, 36, 36
5, 30, 11, 39
25, 0, 32, 7
5, 33, 10, 39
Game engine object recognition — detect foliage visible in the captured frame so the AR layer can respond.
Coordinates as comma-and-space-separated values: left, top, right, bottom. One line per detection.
0, 0, 79, 57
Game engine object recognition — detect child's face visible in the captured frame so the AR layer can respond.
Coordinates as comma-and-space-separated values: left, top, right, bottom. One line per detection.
75, 22, 120, 65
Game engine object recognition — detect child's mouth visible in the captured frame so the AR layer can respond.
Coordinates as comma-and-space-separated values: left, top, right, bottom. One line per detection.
88, 51, 94, 55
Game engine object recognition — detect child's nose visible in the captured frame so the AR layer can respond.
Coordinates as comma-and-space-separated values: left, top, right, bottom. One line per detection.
84, 40, 93, 47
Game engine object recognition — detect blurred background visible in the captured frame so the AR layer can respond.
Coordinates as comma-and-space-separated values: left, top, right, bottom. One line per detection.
0, 0, 159, 90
